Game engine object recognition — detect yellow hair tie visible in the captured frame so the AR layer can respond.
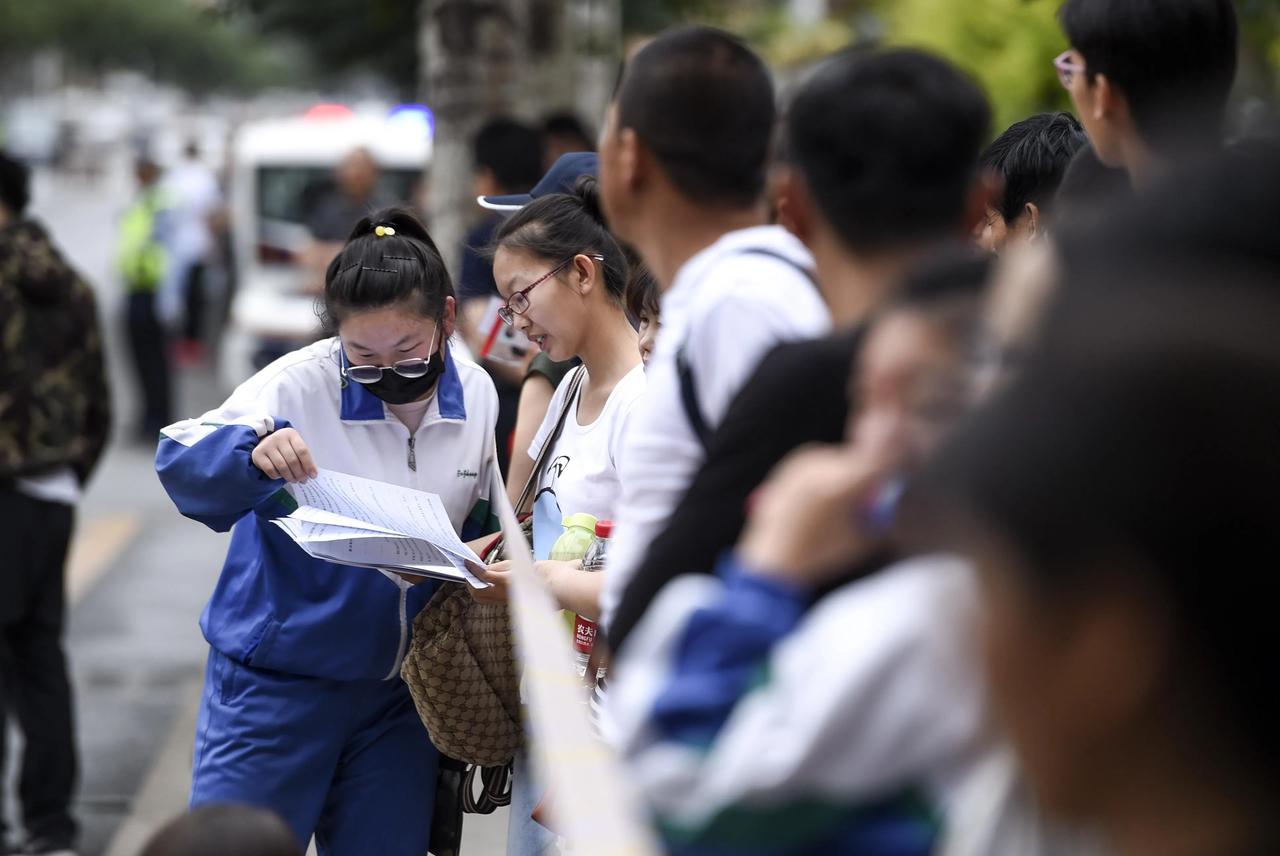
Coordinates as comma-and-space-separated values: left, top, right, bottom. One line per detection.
374, 225, 396, 237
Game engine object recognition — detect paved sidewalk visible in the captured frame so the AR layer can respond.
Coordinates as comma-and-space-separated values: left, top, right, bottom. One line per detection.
101, 689, 510, 856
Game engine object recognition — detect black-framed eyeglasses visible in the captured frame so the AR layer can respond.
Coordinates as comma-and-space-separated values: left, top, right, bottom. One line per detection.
342, 327, 440, 384
497, 254, 605, 326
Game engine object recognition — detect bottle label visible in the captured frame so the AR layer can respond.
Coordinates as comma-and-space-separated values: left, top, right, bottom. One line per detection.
574, 615, 597, 655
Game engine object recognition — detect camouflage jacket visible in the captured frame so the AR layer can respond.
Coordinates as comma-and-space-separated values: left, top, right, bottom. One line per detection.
0, 219, 111, 484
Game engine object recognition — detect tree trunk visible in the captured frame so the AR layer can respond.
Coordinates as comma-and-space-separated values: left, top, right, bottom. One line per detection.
419, 0, 526, 278
419, 0, 620, 278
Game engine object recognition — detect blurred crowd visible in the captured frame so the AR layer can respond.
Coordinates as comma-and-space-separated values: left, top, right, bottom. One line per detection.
3, 0, 1279, 854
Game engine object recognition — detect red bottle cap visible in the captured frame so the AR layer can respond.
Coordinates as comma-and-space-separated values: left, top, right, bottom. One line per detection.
594, 520, 613, 538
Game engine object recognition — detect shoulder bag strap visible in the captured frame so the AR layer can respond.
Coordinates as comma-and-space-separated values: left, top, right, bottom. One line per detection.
514, 366, 586, 516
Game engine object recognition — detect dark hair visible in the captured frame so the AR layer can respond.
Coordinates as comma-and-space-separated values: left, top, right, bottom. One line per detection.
321, 207, 454, 330
981, 112, 1088, 223
140, 804, 300, 856
624, 261, 660, 322
1054, 140, 1280, 301
1059, 0, 1238, 153
542, 112, 595, 151
472, 117, 544, 193
0, 151, 31, 217
880, 245, 991, 352
784, 48, 991, 253
893, 245, 992, 308
493, 175, 629, 305
1052, 144, 1133, 230
616, 26, 775, 209
918, 146, 1280, 789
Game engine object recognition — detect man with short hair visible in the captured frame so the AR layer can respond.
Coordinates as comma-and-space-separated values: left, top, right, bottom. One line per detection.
1054, 0, 1238, 186
1, 150, 111, 856
595, 27, 831, 629
607, 47, 992, 651
978, 112, 1088, 252
457, 117, 544, 477
457, 117, 545, 305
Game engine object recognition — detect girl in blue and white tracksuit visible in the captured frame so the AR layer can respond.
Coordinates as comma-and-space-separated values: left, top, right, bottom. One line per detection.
155, 209, 501, 855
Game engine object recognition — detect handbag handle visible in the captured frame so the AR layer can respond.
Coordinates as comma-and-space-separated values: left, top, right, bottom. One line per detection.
514, 366, 585, 517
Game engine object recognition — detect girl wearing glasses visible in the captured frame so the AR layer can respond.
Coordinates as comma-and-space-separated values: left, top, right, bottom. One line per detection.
472, 177, 645, 613
469, 177, 646, 855
155, 208, 500, 856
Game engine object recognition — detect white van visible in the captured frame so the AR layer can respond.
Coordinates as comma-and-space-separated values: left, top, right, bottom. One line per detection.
219, 106, 432, 390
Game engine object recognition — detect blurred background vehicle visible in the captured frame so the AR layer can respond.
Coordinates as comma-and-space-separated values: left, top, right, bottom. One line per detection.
220, 105, 432, 389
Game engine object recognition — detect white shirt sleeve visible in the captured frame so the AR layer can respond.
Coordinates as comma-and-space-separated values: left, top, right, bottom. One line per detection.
606, 557, 992, 826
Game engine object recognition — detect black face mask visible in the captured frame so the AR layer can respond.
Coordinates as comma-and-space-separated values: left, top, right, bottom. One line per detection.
363, 352, 445, 405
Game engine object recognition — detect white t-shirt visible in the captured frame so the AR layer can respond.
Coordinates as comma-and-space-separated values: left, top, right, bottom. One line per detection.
528, 364, 646, 560
600, 225, 831, 628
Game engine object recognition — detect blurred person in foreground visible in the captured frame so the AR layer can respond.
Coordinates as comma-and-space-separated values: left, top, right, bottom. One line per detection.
977, 113, 1087, 253
1053, 0, 1237, 188
607, 253, 1006, 855
596, 26, 831, 631
913, 141, 1280, 856
915, 289, 1280, 856
607, 46, 993, 652
613, 241, 1108, 855
140, 805, 299, 856
0, 151, 111, 856
119, 156, 174, 440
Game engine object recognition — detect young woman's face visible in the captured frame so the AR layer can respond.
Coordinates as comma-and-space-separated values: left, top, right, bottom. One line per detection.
637, 309, 661, 367
338, 298, 453, 370
493, 246, 592, 363
849, 311, 973, 469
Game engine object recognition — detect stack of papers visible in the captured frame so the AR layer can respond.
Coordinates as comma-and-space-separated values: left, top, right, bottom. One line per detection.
271, 469, 488, 588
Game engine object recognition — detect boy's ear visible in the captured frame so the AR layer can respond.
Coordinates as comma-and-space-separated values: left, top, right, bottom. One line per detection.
774, 167, 816, 245
1092, 73, 1117, 121
1023, 202, 1042, 239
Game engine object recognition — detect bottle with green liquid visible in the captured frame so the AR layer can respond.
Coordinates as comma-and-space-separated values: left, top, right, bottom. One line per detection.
549, 513, 597, 633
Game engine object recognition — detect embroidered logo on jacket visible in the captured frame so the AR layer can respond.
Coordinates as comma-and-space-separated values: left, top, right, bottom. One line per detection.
457, 469, 479, 479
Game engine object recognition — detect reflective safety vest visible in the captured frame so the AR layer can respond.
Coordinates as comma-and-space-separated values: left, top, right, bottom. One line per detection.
118, 187, 168, 293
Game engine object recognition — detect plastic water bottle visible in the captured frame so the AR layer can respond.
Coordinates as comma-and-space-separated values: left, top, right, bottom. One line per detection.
550, 513, 597, 633
574, 520, 612, 682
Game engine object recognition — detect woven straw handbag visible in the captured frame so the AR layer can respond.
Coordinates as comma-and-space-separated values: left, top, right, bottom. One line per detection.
401, 368, 585, 769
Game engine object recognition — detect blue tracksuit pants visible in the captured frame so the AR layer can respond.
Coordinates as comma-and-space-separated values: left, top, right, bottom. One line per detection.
190, 648, 438, 855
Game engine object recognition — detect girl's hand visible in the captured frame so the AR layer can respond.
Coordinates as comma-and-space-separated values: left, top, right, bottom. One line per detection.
739, 442, 895, 586
251, 427, 318, 483
468, 560, 512, 604
533, 559, 579, 597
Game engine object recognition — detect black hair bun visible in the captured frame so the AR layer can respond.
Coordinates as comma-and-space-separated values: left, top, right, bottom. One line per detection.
571, 175, 608, 228
348, 206, 441, 257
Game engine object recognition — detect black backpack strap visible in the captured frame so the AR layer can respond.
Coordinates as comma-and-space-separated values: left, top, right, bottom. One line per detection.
674, 248, 818, 449
738, 247, 821, 291
676, 341, 712, 449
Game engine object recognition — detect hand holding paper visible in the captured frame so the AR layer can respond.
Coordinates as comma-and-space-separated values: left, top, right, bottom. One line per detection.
271, 469, 488, 587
